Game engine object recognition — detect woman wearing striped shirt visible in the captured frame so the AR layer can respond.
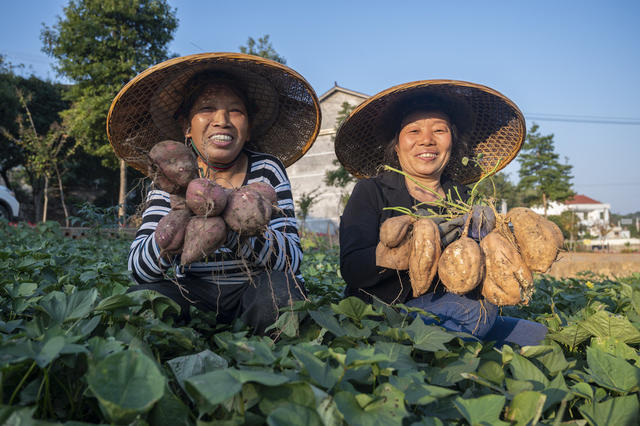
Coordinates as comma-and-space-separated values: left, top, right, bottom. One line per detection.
107, 53, 321, 334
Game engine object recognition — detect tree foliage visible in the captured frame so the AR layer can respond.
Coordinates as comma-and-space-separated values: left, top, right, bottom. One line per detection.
517, 124, 574, 216
239, 35, 286, 64
473, 171, 521, 211
41, 0, 178, 165
0, 57, 68, 191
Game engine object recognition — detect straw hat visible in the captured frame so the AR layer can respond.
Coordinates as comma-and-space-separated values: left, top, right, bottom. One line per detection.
334, 80, 526, 184
107, 52, 321, 174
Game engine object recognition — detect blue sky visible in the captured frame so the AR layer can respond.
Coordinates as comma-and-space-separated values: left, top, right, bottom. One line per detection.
2, 0, 639, 214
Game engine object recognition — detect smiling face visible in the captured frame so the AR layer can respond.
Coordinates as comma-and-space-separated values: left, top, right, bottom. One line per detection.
395, 110, 453, 181
184, 83, 250, 165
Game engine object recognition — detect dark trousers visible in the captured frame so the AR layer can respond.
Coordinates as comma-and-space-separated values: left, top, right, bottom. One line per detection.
127, 271, 307, 335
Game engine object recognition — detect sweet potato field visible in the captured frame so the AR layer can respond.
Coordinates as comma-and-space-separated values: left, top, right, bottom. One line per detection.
1, 221, 639, 425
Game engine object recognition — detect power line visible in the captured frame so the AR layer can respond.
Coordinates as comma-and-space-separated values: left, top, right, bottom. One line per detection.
525, 113, 640, 126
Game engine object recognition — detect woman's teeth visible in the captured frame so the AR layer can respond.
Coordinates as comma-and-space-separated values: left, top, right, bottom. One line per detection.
417, 153, 437, 158
209, 134, 232, 141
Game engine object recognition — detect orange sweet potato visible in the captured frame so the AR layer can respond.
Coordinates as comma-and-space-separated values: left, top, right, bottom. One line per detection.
246, 181, 278, 205
155, 209, 193, 256
480, 230, 534, 306
506, 207, 564, 273
438, 236, 485, 294
376, 235, 411, 270
409, 218, 441, 297
379, 215, 414, 248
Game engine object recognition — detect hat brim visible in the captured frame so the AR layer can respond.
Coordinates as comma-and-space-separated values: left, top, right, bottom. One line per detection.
334, 80, 526, 184
107, 53, 321, 174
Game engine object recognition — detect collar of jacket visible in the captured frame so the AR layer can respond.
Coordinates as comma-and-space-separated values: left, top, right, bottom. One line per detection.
376, 171, 469, 202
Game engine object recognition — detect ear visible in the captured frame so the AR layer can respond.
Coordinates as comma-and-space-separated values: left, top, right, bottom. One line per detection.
182, 121, 191, 138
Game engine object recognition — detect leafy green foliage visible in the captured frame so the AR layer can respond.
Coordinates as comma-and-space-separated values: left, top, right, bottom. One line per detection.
517, 124, 575, 216
41, 0, 178, 165
1, 220, 640, 424
239, 34, 287, 64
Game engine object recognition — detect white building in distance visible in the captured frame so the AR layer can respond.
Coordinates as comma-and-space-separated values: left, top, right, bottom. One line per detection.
532, 194, 611, 235
286, 84, 368, 234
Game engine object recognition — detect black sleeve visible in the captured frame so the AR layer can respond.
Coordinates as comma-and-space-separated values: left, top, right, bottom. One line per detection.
339, 179, 411, 304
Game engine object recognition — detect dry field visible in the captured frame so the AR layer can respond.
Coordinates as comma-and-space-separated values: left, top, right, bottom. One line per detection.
546, 251, 640, 278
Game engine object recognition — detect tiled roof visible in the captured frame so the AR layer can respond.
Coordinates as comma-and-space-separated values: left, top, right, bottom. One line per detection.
565, 194, 602, 205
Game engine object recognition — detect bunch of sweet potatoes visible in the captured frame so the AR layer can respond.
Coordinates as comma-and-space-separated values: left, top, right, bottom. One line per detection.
147, 141, 277, 265
376, 206, 563, 305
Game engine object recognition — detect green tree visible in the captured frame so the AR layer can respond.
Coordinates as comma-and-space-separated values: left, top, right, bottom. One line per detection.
517, 123, 574, 216
548, 210, 583, 250
41, 0, 178, 221
239, 35, 286, 64
296, 188, 321, 233
474, 172, 521, 211
324, 102, 356, 209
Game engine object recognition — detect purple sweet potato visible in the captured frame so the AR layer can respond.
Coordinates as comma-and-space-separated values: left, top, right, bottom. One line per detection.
170, 193, 187, 210
148, 140, 198, 194
186, 178, 229, 216
180, 216, 227, 265
222, 187, 272, 237
155, 209, 193, 256
246, 181, 277, 205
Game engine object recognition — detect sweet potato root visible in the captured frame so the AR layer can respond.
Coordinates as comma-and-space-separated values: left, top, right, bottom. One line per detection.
379, 215, 414, 248
506, 207, 564, 273
186, 178, 229, 216
148, 140, 198, 194
246, 181, 278, 205
155, 209, 193, 256
409, 218, 441, 297
480, 230, 533, 306
180, 216, 227, 265
376, 235, 411, 270
439, 236, 485, 294
222, 187, 272, 237
170, 194, 187, 210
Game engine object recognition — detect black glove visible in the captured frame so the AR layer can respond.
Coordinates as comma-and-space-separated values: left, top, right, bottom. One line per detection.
462, 205, 496, 241
437, 216, 465, 246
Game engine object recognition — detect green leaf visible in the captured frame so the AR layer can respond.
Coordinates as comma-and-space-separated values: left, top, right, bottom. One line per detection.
86, 350, 166, 424
548, 323, 593, 348
429, 354, 480, 387
290, 346, 341, 390
267, 402, 323, 426
185, 368, 289, 410
334, 383, 407, 426
571, 382, 594, 401
454, 394, 508, 426
541, 373, 571, 412
586, 347, 640, 393
309, 309, 346, 337
505, 391, 546, 426
404, 383, 458, 405
579, 395, 639, 426
148, 386, 192, 426
266, 310, 299, 338
520, 344, 571, 376
167, 349, 228, 391
403, 319, 454, 352
331, 297, 379, 322
94, 293, 138, 312
591, 336, 640, 365
345, 347, 390, 367
507, 352, 550, 390
36, 289, 98, 323
580, 311, 640, 344
258, 382, 316, 415
373, 342, 417, 371
34, 335, 65, 368
477, 360, 505, 385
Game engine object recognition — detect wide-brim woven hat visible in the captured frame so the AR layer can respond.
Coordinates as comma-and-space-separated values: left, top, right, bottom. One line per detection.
334, 80, 526, 184
107, 52, 321, 174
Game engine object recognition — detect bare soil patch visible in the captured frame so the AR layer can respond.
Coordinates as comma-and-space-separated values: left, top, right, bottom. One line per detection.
545, 252, 640, 278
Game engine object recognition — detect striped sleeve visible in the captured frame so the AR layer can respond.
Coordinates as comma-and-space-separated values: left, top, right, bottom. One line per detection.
128, 189, 173, 283
226, 152, 303, 277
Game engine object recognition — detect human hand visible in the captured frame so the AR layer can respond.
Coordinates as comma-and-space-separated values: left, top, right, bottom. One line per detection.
463, 205, 496, 240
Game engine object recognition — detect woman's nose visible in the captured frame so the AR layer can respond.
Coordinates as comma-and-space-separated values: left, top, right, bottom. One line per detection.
417, 131, 434, 145
211, 109, 230, 126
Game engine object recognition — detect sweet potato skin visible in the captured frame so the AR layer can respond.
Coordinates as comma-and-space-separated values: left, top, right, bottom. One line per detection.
376, 235, 411, 270
186, 178, 229, 216
506, 207, 563, 273
409, 218, 441, 297
180, 216, 227, 265
148, 140, 198, 194
155, 209, 193, 256
246, 181, 278, 205
480, 230, 533, 306
379, 215, 414, 248
222, 187, 272, 237
438, 236, 485, 294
